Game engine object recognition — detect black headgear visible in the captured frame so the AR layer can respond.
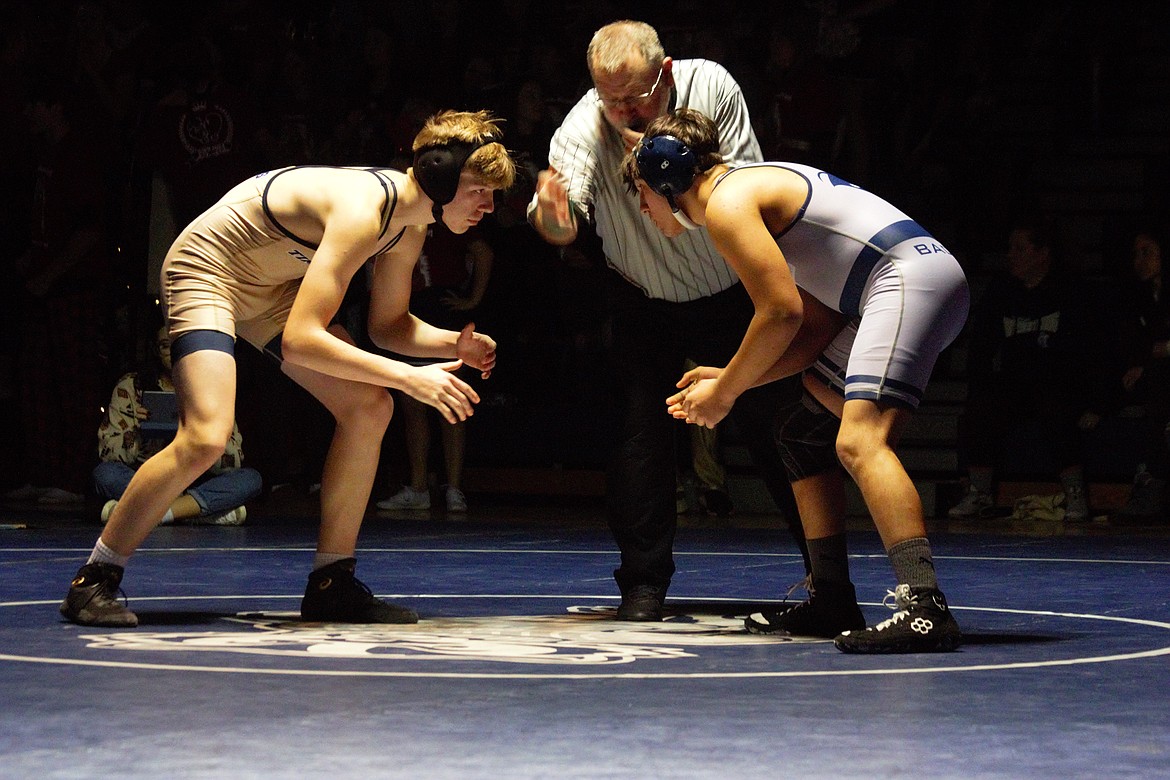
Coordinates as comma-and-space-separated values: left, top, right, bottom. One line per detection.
413, 136, 499, 221
635, 134, 697, 211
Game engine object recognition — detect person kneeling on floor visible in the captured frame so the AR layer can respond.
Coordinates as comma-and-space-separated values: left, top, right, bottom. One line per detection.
94, 325, 262, 527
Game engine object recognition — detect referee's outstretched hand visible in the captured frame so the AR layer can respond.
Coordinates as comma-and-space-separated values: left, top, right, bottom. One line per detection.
534, 168, 577, 244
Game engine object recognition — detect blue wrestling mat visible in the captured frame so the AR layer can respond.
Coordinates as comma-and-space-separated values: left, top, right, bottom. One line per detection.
2, 508, 1168, 778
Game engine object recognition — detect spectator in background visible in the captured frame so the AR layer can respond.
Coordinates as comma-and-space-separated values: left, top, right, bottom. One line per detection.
458, 55, 508, 117
388, 96, 440, 167
475, 158, 566, 413
377, 226, 494, 514
949, 217, 1114, 522
67, 0, 156, 135
318, 26, 401, 166
759, 21, 842, 169
6, 79, 115, 506
524, 39, 585, 119
257, 43, 324, 167
95, 325, 262, 526
1112, 226, 1170, 521
136, 34, 264, 227
508, 79, 561, 175
0, 12, 38, 494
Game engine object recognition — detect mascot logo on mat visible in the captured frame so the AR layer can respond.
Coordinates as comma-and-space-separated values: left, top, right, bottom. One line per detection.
80, 610, 815, 666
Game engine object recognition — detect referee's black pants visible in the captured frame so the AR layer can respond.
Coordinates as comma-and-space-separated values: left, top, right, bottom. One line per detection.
604, 272, 809, 595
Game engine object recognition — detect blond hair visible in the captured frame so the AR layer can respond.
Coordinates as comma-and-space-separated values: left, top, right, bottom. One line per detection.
413, 110, 516, 190
587, 20, 665, 78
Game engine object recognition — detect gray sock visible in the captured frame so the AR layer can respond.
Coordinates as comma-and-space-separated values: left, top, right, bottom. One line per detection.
887, 537, 938, 591
313, 552, 350, 572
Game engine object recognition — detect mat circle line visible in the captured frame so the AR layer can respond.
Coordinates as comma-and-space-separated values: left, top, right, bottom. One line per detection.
1, 595, 1168, 679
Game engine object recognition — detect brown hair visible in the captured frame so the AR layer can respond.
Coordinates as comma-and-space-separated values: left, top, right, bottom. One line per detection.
620, 108, 724, 191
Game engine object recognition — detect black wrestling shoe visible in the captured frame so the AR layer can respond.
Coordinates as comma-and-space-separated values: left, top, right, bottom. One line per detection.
300, 558, 418, 624
60, 562, 138, 627
834, 584, 961, 654
744, 581, 865, 638
616, 584, 666, 621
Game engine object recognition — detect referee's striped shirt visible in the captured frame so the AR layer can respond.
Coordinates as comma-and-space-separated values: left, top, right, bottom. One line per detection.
542, 58, 763, 303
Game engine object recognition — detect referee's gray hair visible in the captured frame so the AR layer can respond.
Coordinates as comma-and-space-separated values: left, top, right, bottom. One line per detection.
587, 20, 665, 77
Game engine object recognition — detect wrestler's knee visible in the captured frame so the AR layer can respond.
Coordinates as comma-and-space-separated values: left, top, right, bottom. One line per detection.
834, 423, 880, 475
174, 422, 233, 473
336, 383, 394, 432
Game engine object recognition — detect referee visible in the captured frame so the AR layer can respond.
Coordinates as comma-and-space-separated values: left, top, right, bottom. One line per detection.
529, 20, 808, 621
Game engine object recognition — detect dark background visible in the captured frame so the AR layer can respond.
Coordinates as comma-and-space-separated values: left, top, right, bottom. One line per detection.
3, 0, 1167, 498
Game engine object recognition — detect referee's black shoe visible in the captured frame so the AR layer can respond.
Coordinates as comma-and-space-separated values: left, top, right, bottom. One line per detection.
616, 583, 666, 621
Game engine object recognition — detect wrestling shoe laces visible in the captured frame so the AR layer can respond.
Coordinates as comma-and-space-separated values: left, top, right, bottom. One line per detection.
870, 584, 916, 631
785, 573, 813, 601
744, 575, 865, 638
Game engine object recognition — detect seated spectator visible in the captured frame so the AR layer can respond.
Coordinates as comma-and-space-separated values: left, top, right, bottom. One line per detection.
94, 326, 261, 525
377, 226, 493, 514
949, 217, 1114, 522
1112, 226, 1170, 521
5, 78, 114, 508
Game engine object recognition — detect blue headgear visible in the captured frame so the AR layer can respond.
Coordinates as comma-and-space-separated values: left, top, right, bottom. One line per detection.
635, 134, 698, 211
413, 136, 499, 221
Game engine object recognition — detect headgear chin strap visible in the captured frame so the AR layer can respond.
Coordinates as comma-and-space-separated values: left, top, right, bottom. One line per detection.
671, 205, 701, 231
413, 136, 499, 221
635, 134, 700, 228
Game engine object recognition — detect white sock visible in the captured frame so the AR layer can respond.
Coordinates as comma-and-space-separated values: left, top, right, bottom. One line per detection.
160, 508, 175, 525
88, 538, 129, 568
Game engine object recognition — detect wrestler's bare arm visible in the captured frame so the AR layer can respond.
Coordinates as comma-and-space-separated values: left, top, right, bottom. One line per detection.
705, 196, 804, 402
366, 226, 460, 359
667, 292, 845, 419
754, 291, 847, 387
366, 229, 497, 377
669, 174, 807, 428
280, 204, 478, 420
279, 183, 405, 381
727, 169, 835, 386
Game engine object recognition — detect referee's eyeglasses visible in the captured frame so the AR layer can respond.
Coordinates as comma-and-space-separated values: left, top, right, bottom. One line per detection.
596, 67, 664, 109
